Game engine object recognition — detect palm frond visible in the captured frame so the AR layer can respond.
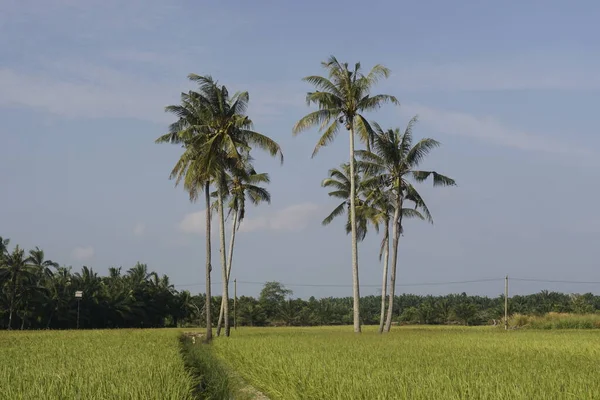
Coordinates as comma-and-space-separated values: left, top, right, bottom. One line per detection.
292, 109, 340, 135
412, 171, 456, 187
312, 120, 341, 158
322, 202, 346, 226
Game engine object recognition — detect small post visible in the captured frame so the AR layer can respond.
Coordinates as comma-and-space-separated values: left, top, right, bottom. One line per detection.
234, 279, 237, 330
504, 275, 509, 330
75, 291, 83, 329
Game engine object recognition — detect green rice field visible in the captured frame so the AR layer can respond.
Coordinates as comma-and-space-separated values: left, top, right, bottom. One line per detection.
1, 326, 600, 399
0, 329, 195, 400
211, 326, 600, 399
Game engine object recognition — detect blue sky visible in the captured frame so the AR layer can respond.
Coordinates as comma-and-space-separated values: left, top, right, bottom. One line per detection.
2, 0, 600, 298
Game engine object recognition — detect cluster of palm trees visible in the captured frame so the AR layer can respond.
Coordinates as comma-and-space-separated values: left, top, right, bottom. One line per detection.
159, 56, 455, 337
293, 57, 455, 333
0, 237, 187, 330
156, 75, 283, 340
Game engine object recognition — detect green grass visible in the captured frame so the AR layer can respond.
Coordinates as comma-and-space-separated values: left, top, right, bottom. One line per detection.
509, 312, 600, 329
211, 326, 600, 400
180, 335, 240, 400
0, 329, 196, 400
4, 326, 600, 399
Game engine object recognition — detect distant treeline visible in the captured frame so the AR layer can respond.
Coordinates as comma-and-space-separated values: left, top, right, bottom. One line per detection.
2, 238, 599, 330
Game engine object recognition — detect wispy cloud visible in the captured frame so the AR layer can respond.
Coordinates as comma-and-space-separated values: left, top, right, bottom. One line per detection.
400, 104, 592, 157
179, 211, 211, 235
0, 62, 303, 123
392, 56, 600, 92
179, 203, 321, 235
239, 203, 321, 233
71, 245, 95, 261
0, 67, 175, 123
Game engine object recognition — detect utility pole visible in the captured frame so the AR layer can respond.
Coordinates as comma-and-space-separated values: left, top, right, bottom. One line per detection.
504, 275, 509, 331
75, 291, 83, 329
234, 279, 237, 330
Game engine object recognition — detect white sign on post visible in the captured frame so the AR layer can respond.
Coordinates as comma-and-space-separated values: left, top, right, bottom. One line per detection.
75, 291, 83, 298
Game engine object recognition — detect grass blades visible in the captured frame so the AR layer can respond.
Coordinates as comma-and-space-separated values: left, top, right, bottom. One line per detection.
509, 312, 600, 329
0, 329, 196, 400
179, 335, 235, 400
211, 326, 600, 400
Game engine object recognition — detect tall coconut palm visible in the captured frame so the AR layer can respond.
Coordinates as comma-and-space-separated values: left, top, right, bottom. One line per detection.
357, 117, 456, 332
157, 86, 217, 340
186, 75, 281, 338
359, 180, 427, 333
158, 74, 282, 338
360, 184, 394, 333
216, 161, 271, 335
293, 56, 398, 332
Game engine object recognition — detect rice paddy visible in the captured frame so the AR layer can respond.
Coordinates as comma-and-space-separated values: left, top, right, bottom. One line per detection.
211, 326, 600, 400
0, 329, 195, 400
2, 326, 600, 399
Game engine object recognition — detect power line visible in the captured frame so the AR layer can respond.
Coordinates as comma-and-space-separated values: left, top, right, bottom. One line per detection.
512, 278, 600, 285
173, 278, 503, 288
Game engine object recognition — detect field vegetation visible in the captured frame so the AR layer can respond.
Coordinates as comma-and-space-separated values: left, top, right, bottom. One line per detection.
211, 326, 600, 400
0, 329, 196, 400
509, 312, 600, 329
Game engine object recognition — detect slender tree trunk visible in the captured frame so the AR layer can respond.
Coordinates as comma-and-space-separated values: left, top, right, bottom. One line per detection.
217, 209, 238, 334
204, 182, 213, 342
7, 279, 16, 330
46, 309, 54, 329
348, 125, 361, 333
216, 188, 230, 337
384, 193, 403, 332
7, 304, 14, 330
378, 222, 390, 334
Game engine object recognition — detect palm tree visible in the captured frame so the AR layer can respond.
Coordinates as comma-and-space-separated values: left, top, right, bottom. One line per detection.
157, 86, 216, 341
360, 184, 394, 333
1, 246, 35, 330
29, 247, 58, 278
0, 237, 9, 259
321, 163, 370, 241
357, 117, 456, 332
359, 180, 426, 333
216, 161, 271, 335
158, 74, 282, 338
293, 56, 398, 333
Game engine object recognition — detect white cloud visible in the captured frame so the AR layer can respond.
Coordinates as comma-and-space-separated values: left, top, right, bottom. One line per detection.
179, 210, 211, 235
239, 203, 321, 233
71, 246, 95, 261
400, 104, 592, 157
178, 203, 321, 235
133, 223, 146, 237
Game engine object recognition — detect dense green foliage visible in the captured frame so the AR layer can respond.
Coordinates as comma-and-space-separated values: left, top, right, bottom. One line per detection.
0, 237, 194, 330
3, 238, 600, 330
0, 329, 196, 399
211, 326, 600, 399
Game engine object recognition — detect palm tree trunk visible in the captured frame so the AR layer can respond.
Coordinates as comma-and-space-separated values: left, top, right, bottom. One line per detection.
378, 222, 390, 334
204, 181, 213, 342
217, 209, 238, 334
348, 125, 361, 333
7, 304, 14, 330
7, 279, 16, 330
216, 187, 230, 337
384, 194, 403, 332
